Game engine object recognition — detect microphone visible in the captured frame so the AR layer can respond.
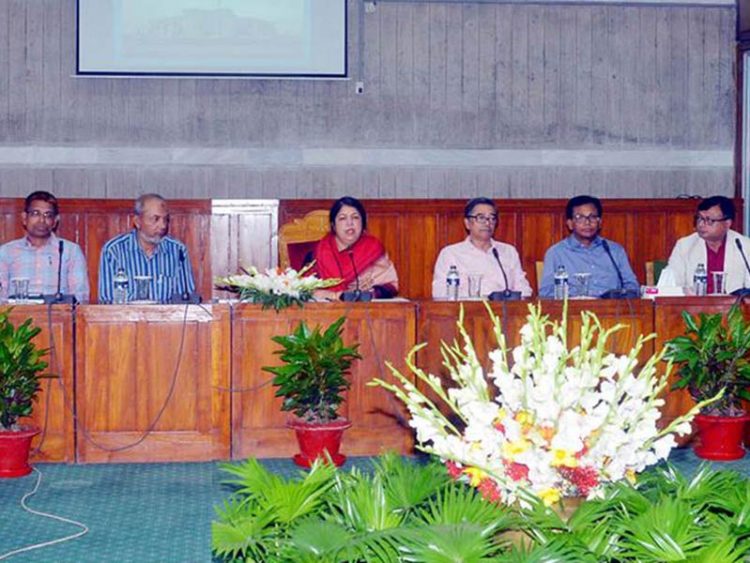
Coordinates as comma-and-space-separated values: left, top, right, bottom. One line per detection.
600, 239, 638, 299
731, 239, 750, 297
341, 248, 373, 302
488, 247, 521, 301
55, 240, 64, 300
169, 248, 201, 304
41, 240, 76, 304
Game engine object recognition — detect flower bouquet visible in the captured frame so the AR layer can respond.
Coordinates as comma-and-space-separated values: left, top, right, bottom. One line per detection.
371, 303, 716, 507
215, 263, 341, 311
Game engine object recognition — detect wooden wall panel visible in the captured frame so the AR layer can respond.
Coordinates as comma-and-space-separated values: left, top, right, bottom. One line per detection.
280, 198, 716, 299
75, 305, 231, 463
231, 303, 416, 460
11, 305, 75, 462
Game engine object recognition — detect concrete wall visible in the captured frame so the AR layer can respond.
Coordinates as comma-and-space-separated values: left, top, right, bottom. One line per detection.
0, 0, 736, 199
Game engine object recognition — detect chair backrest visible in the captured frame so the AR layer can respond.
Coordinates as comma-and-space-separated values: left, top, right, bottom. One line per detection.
645, 260, 668, 286
535, 261, 544, 292
278, 210, 330, 270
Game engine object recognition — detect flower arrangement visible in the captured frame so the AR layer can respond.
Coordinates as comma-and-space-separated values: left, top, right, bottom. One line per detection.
215, 263, 340, 311
371, 303, 714, 507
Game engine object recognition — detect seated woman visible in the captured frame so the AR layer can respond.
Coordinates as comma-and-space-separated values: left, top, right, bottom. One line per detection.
313, 196, 399, 300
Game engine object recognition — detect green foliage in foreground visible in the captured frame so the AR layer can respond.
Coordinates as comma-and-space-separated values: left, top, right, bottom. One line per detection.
212, 454, 750, 563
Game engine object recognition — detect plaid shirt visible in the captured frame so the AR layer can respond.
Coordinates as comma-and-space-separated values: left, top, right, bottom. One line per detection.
0, 233, 90, 302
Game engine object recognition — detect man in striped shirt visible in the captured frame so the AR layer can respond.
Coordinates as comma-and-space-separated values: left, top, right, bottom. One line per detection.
0, 191, 89, 302
98, 194, 196, 304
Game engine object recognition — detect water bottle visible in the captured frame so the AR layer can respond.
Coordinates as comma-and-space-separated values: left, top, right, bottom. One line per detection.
693, 263, 707, 296
553, 265, 569, 300
113, 268, 129, 305
446, 265, 460, 301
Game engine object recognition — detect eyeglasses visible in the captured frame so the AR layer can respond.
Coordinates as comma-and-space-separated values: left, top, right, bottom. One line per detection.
467, 214, 498, 225
27, 209, 57, 220
694, 214, 729, 226
572, 213, 600, 224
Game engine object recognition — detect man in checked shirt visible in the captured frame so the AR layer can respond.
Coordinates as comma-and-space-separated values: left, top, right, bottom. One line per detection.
0, 191, 90, 302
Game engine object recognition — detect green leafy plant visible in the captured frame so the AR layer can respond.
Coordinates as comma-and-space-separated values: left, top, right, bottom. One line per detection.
664, 305, 750, 416
0, 309, 49, 430
212, 453, 750, 562
263, 316, 361, 423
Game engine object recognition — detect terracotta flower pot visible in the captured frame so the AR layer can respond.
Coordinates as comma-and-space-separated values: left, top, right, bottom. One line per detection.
0, 426, 40, 478
693, 414, 749, 461
287, 418, 352, 468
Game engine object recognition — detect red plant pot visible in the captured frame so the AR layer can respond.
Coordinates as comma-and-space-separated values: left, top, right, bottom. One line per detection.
693, 414, 749, 461
0, 426, 40, 478
287, 418, 352, 468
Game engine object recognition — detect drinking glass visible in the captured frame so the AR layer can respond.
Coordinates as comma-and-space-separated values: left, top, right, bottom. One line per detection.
467, 274, 483, 298
11, 278, 29, 301
133, 275, 151, 302
711, 271, 727, 295
573, 272, 591, 297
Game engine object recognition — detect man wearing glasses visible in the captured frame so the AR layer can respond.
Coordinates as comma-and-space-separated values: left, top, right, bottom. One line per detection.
540, 195, 638, 298
0, 190, 89, 302
665, 195, 750, 294
431, 197, 532, 298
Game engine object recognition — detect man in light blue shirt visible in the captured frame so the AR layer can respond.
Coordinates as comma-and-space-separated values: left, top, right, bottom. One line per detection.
540, 195, 639, 298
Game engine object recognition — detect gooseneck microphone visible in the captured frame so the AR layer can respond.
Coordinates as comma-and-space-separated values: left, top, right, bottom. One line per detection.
600, 239, 638, 299
732, 239, 750, 297
601, 239, 624, 290
340, 248, 373, 302
179, 249, 190, 301
488, 247, 521, 301
55, 240, 64, 301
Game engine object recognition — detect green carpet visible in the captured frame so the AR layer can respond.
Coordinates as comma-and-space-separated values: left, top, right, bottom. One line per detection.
0, 450, 748, 562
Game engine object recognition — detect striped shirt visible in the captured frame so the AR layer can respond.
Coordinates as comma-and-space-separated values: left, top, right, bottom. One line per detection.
0, 234, 90, 302
98, 230, 196, 304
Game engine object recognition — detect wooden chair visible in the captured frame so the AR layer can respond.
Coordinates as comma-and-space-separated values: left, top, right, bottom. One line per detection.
278, 210, 330, 269
645, 260, 668, 286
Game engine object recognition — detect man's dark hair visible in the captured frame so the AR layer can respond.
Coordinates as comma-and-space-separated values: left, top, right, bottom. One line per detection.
697, 195, 735, 221
24, 191, 59, 216
464, 197, 497, 218
329, 196, 368, 232
565, 195, 602, 220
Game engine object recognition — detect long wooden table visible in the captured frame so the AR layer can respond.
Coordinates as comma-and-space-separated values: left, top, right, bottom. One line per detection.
7, 297, 747, 463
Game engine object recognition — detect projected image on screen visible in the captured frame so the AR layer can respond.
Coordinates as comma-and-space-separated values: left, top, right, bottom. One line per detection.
77, 0, 346, 77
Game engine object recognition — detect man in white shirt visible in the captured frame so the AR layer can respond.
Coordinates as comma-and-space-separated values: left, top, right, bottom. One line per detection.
666, 195, 750, 294
431, 197, 532, 299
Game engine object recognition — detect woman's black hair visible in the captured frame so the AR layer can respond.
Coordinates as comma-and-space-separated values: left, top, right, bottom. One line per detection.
329, 196, 368, 232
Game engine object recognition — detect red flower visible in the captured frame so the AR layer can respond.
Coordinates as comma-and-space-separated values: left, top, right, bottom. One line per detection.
445, 460, 463, 480
568, 466, 599, 496
505, 462, 529, 482
477, 478, 503, 503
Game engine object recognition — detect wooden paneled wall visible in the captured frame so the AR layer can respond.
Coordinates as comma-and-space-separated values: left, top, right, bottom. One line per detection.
280, 198, 719, 299
0, 198, 212, 302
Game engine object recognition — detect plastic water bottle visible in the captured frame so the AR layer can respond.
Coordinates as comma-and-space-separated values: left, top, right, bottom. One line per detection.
693, 263, 707, 296
113, 268, 129, 304
553, 265, 569, 300
446, 265, 460, 301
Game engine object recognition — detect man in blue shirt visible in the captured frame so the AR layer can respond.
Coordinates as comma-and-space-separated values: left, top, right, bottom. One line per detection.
98, 194, 197, 304
540, 195, 639, 298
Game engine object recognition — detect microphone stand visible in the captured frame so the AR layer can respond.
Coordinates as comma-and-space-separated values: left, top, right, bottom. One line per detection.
600, 239, 639, 299
169, 249, 201, 304
731, 238, 750, 297
488, 247, 521, 301
42, 240, 77, 304
341, 250, 373, 302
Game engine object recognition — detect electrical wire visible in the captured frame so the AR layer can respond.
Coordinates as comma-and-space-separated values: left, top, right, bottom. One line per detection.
0, 468, 89, 561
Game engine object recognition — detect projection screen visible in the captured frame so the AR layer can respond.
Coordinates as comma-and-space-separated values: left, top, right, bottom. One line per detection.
77, 0, 347, 78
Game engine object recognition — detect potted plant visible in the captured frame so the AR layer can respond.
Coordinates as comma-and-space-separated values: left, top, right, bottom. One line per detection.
0, 309, 49, 477
664, 305, 750, 460
263, 316, 361, 467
